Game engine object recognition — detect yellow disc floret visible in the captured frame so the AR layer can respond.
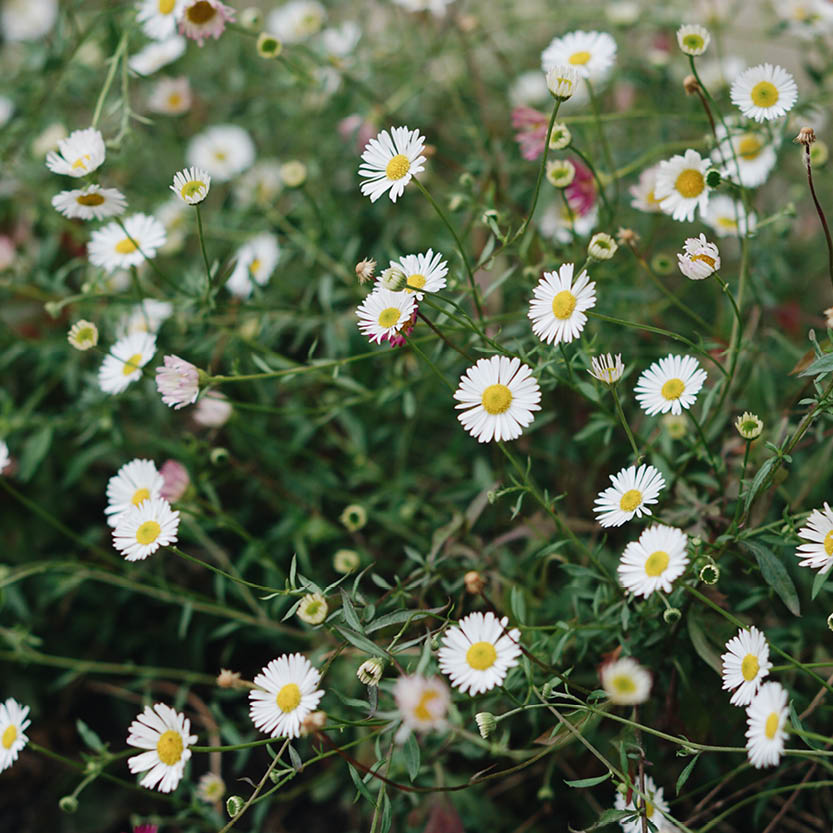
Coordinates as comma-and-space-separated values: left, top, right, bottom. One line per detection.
466, 641, 497, 670
741, 653, 760, 682
276, 682, 301, 713
750, 81, 779, 109
619, 489, 642, 512
661, 378, 685, 400
136, 520, 161, 546
644, 550, 669, 577
481, 384, 512, 415
674, 169, 705, 198
156, 729, 184, 765
385, 154, 411, 180
551, 290, 577, 320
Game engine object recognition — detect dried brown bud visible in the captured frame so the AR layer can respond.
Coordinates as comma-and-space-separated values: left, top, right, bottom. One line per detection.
464, 570, 486, 594
795, 127, 816, 146
683, 74, 700, 96
355, 258, 376, 283
301, 710, 327, 735
217, 669, 243, 689
616, 227, 639, 247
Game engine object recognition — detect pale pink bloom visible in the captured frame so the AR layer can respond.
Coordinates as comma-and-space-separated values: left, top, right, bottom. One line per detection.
193, 390, 232, 427
179, 0, 235, 46
155, 354, 199, 409
159, 459, 190, 502
512, 107, 548, 161
565, 159, 597, 217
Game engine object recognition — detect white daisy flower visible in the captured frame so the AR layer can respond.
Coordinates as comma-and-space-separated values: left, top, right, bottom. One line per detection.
546, 65, 579, 101
703, 194, 756, 238
179, 0, 235, 45
267, 1, 326, 43
528, 262, 596, 346
187, 124, 256, 182
380, 249, 448, 300
391, 0, 453, 14
126, 702, 197, 792
356, 288, 417, 345
538, 201, 599, 243
509, 70, 550, 107
136, 0, 185, 40
712, 124, 777, 189
88, 213, 167, 273
358, 126, 426, 204
629, 164, 664, 213
105, 458, 165, 527
393, 675, 450, 737
0, 698, 30, 772
113, 496, 180, 561
170, 166, 211, 205
45, 127, 105, 178
320, 22, 361, 59
634, 354, 708, 416
249, 654, 325, 739
745, 682, 789, 769
677, 234, 720, 280
721, 626, 772, 707
116, 299, 174, 337
147, 76, 192, 115
654, 149, 710, 222
197, 771, 225, 803
226, 233, 280, 298
437, 611, 522, 695
1, 0, 57, 41
618, 525, 689, 598
98, 332, 157, 395
795, 503, 833, 573
731, 63, 798, 123
51, 184, 127, 221
588, 353, 624, 384
613, 774, 673, 833
0, 440, 10, 475
454, 355, 542, 444
594, 463, 666, 528
128, 36, 186, 76
676, 23, 710, 55
540, 30, 617, 83
600, 656, 652, 705
233, 159, 284, 206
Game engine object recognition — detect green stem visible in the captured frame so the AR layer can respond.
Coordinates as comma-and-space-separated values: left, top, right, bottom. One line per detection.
568, 142, 613, 221
688, 409, 721, 475
91, 31, 128, 129
611, 384, 642, 463
195, 204, 214, 305
402, 331, 454, 391
585, 78, 618, 204
517, 98, 561, 240
168, 545, 286, 595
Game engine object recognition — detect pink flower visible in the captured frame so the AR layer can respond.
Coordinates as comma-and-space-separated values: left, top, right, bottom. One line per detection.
159, 460, 190, 502
338, 114, 376, 154
512, 107, 548, 161
179, 0, 235, 46
565, 159, 597, 217
155, 355, 200, 409
193, 390, 232, 427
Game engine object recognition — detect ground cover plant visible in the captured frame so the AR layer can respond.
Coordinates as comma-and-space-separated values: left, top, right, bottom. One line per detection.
4, 0, 833, 831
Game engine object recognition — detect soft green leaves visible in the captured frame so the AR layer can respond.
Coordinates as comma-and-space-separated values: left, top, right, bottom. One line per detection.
745, 541, 801, 616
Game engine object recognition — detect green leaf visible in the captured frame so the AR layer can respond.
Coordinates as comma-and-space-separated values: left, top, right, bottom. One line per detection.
745, 541, 801, 616
812, 567, 831, 600
744, 458, 776, 513
334, 625, 391, 660
675, 754, 700, 795
564, 772, 611, 788
403, 732, 420, 781
18, 426, 53, 482
798, 351, 833, 378
340, 590, 363, 632
75, 718, 105, 753
365, 605, 447, 633
687, 611, 722, 675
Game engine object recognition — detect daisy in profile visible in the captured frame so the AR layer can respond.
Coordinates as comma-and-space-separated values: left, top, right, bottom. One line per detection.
654, 149, 710, 222
677, 234, 720, 280
437, 611, 522, 695
226, 233, 280, 298
128, 36, 186, 76
179, 0, 234, 45
170, 166, 211, 204
594, 463, 666, 527
381, 249, 448, 300
358, 126, 426, 203
98, 332, 157, 394
618, 525, 689, 598
156, 355, 200, 409
356, 288, 417, 345
187, 124, 255, 182
126, 703, 197, 793
540, 30, 617, 83
731, 64, 798, 122
613, 774, 674, 833
703, 194, 756, 238
393, 675, 450, 739
105, 458, 165, 527
721, 625, 772, 706
136, 0, 184, 40
249, 654, 325, 738
712, 124, 777, 189
0, 698, 30, 773
745, 682, 789, 769
629, 165, 664, 213
528, 262, 596, 346
795, 503, 833, 573
600, 655, 652, 705
45, 127, 105, 177
634, 354, 707, 416
588, 353, 624, 384
52, 184, 127, 221
147, 76, 192, 115
454, 355, 542, 443
88, 213, 167, 273
113, 496, 180, 560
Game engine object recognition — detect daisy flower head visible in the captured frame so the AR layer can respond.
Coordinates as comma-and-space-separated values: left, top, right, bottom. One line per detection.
136, 0, 185, 40
356, 288, 417, 345
52, 185, 127, 221
796, 503, 833, 573
703, 194, 756, 238
45, 127, 105, 177
381, 249, 448, 300
88, 213, 167, 273
179, 0, 234, 45
105, 458, 165, 527
541, 30, 617, 83
437, 611, 522, 695
171, 166, 211, 204
614, 775, 674, 833
618, 525, 689, 598
454, 355, 542, 444
2, 0, 57, 41
600, 655, 652, 705
126, 703, 196, 793
129, 36, 186, 76
588, 353, 624, 385
98, 332, 157, 395
197, 771, 225, 803
528, 263, 596, 346
147, 76, 192, 115
116, 299, 174, 337
745, 682, 789, 769
249, 654, 325, 739
297, 592, 328, 625
677, 234, 720, 280
629, 164, 664, 213
731, 63, 798, 122
735, 411, 763, 440
0, 698, 30, 773
393, 675, 450, 736
267, 1, 326, 43
545, 65, 579, 100
721, 626, 772, 706
358, 126, 426, 204
226, 233, 280, 298
67, 319, 99, 351
193, 390, 232, 427
594, 463, 666, 528
113, 496, 180, 561
187, 124, 255, 182
634, 354, 707, 416
712, 124, 777, 188
156, 355, 200, 409
654, 149, 710, 222
677, 23, 710, 56
159, 459, 189, 502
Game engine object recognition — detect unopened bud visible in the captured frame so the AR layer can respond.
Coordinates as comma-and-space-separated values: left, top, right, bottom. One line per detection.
588, 232, 618, 261
464, 570, 486, 594
663, 607, 681, 624
827, 613, 833, 632
548, 122, 571, 150
546, 159, 576, 188
735, 411, 763, 440
357, 657, 384, 686
58, 796, 79, 813
705, 168, 722, 188
209, 447, 229, 466
227, 795, 245, 817
217, 668, 243, 688
239, 7, 262, 28
616, 227, 638, 247
380, 267, 407, 291
699, 563, 720, 585
256, 33, 282, 58
475, 712, 496, 739
683, 74, 700, 96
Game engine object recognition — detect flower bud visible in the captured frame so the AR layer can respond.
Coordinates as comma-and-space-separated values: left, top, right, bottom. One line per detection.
256, 33, 282, 59
546, 65, 578, 100
699, 562, 720, 585
227, 795, 245, 817
475, 712, 496, 739
735, 412, 763, 440
379, 267, 407, 292
281, 160, 307, 188
548, 122, 571, 150
827, 613, 833, 632
239, 7, 262, 28
546, 159, 576, 188
58, 796, 79, 813
357, 657, 384, 686
340, 504, 367, 532
355, 258, 376, 284
297, 592, 328, 625
588, 232, 618, 261
705, 168, 722, 188
333, 548, 361, 573
663, 607, 681, 624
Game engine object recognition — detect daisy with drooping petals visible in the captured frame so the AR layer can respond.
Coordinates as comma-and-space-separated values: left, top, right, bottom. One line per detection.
226, 233, 280, 298
677, 234, 720, 280
438, 611, 522, 695
187, 125, 255, 182
618, 525, 689, 598
356, 288, 417, 345
129, 36, 186, 76
540, 30, 617, 83
745, 682, 789, 769
98, 332, 157, 394
179, 0, 234, 45
629, 164, 664, 213
358, 126, 426, 203
105, 458, 165, 527
393, 675, 450, 737
382, 249, 448, 300
170, 166, 211, 204
454, 355, 542, 444
51, 184, 127, 221
249, 654, 325, 739
136, 0, 185, 40
0, 698, 30, 773
88, 213, 167, 273
594, 464, 666, 527
45, 127, 105, 177
712, 124, 777, 189
113, 496, 180, 560
731, 63, 798, 122
147, 76, 192, 115
588, 353, 624, 384
634, 354, 708, 416
654, 149, 710, 222
156, 355, 200, 409
795, 503, 833, 573
703, 194, 756, 238
126, 703, 196, 793
528, 262, 596, 346
721, 625, 772, 706
613, 774, 674, 833
600, 656, 652, 705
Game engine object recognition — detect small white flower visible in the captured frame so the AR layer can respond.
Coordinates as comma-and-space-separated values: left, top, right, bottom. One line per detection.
0, 698, 30, 772
116, 300, 174, 337
712, 124, 777, 189
677, 234, 720, 280
654, 149, 710, 222
187, 125, 256, 182
618, 525, 689, 598
98, 332, 157, 395
155, 355, 200, 409
88, 213, 167, 273
796, 503, 833, 573
703, 194, 756, 238
393, 675, 450, 735
136, 0, 185, 40
52, 184, 126, 221
105, 458, 165, 527
541, 30, 617, 83
594, 464, 666, 528
226, 233, 280, 298
0, 440, 10, 475
126, 703, 197, 792
170, 166, 211, 204
179, 0, 235, 45
634, 354, 708, 416
196, 771, 225, 803
128, 36, 186, 76
67, 319, 99, 350
147, 76, 192, 115
267, 1, 326, 43
745, 682, 789, 769
629, 164, 664, 213
358, 126, 426, 204
379, 249, 448, 300
545, 65, 579, 100
297, 592, 328, 624
528, 263, 596, 346
600, 656, 652, 705
613, 774, 673, 833
113, 496, 180, 560
45, 127, 105, 178
721, 626, 772, 707
2, 0, 57, 41
588, 353, 624, 384
677, 23, 711, 55
355, 288, 417, 345
193, 390, 232, 427
731, 63, 798, 123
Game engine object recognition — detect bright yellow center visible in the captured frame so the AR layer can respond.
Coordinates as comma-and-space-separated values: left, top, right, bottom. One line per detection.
738, 135, 762, 160
674, 169, 705, 198
131, 487, 151, 506
385, 154, 410, 180
156, 730, 183, 765
645, 801, 655, 818
741, 653, 760, 681
764, 711, 780, 740
180, 180, 205, 199
644, 550, 669, 577
407, 273, 426, 290
276, 682, 301, 713
717, 216, 737, 229
750, 81, 779, 108
611, 674, 636, 694
71, 154, 91, 170
661, 378, 685, 400
690, 253, 716, 267
824, 529, 833, 556
378, 307, 401, 328
2, 725, 17, 749
413, 690, 439, 721
619, 489, 642, 512
158, 0, 175, 12
115, 238, 137, 255
551, 289, 577, 320
122, 353, 143, 376
168, 92, 183, 108
466, 641, 497, 670
249, 258, 261, 275
136, 520, 161, 545
569, 50, 591, 64
481, 383, 512, 415
186, 0, 216, 23
77, 192, 105, 206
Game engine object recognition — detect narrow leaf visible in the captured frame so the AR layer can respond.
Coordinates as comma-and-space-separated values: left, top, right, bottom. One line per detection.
745, 541, 801, 616
564, 772, 611, 788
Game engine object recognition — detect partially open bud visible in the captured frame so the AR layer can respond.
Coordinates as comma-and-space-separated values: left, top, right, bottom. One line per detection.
699, 562, 720, 585
546, 65, 578, 100
735, 411, 763, 440
297, 592, 328, 625
588, 232, 618, 261
355, 258, 376, 284
357, 657, 384, 686
227, 796, 245, 817
546, 159, 576, 188
257, 32, 282, 59
548, 122, 571, 150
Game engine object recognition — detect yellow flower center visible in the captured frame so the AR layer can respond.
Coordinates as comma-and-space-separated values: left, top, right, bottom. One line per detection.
741, 653, 760, 681
168, 92, 183, 108
407, 273, 426, 290
131, 487, 151, 506
77, 192, 106, 206
136, 520, 161, 545
385, 154, 410, 180
122, 352, 143, 376
619, 489, 642, 512
644, 550, 669, 577
764, 711, 780, 740
413, 690, 439, 721
750, 81, 779, 109
180, 180, 205, 199
481, 383, 512, 415
645, 801, 654, 818
551, 289, 577, 320
115, 238, 138, 255
661, 378, 685, 400
2, 725, 17, 749
682, 34, 704, 50
674, 169, 705, 198
214, 150, 227, 161
249, 258, 261, 275
276, 682, 301, 713
611, 674, 636, 694
71, 154, 91, 170
377, 307, 401, 328
186, 1, 216, 24
159, 0, 175, 12
716, 216, 737, 230
824, 529, 833, 556
466, 641, 497, 670
569, 50, 591, 64
690, 253, 716, 267
738, 135, 762, 160
156, 729, 183, 765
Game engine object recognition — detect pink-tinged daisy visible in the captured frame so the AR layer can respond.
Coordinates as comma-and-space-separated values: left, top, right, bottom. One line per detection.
356, 288, 417, 345
179, 0, 234, 45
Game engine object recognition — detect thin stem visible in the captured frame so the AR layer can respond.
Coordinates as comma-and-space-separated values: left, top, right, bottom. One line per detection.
688, 409, 720, 476
195, 204, 214, 305
168, 545, 286, 595
802, 141, 833, 293
585, 78, 618, 204
402, 331, 454, 391
416, 311, 474, 361
611, 385, 641, 463
517, 98, 561, 240
91, 31, 128, 129
568, 143, 613, 221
